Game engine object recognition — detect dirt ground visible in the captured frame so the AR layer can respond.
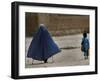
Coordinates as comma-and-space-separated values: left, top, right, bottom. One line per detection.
25, 34, 89, 68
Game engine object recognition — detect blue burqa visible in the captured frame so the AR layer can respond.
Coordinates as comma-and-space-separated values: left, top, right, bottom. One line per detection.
27, 24, 61, 61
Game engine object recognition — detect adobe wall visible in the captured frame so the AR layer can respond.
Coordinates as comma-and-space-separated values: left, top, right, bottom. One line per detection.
25, 13, 89, 36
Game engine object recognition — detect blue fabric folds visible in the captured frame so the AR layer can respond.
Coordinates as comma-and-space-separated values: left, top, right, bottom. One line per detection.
27, 25, 61, 61
81, 37, 89, 52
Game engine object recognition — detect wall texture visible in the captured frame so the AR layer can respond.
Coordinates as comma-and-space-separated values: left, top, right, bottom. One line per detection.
25, 12, 89, 36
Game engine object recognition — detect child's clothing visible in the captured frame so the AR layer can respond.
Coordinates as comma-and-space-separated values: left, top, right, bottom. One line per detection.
81, 37, 89, 59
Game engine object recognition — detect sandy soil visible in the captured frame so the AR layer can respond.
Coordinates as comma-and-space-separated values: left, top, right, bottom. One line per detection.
25, 34, 89, 68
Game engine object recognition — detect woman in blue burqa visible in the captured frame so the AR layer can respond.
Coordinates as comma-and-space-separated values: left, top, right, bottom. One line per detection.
27, 24, 61, 63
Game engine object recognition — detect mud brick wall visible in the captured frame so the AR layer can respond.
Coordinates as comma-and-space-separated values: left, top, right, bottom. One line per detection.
25, 13, 89, 37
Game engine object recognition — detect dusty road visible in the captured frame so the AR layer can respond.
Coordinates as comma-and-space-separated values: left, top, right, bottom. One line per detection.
25, 34, 89, 68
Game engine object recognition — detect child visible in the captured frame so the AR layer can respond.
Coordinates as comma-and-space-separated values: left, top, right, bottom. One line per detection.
81, 33, 89, 59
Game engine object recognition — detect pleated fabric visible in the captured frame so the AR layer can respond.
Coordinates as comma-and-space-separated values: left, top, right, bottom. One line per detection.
27, 24, 61, 61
